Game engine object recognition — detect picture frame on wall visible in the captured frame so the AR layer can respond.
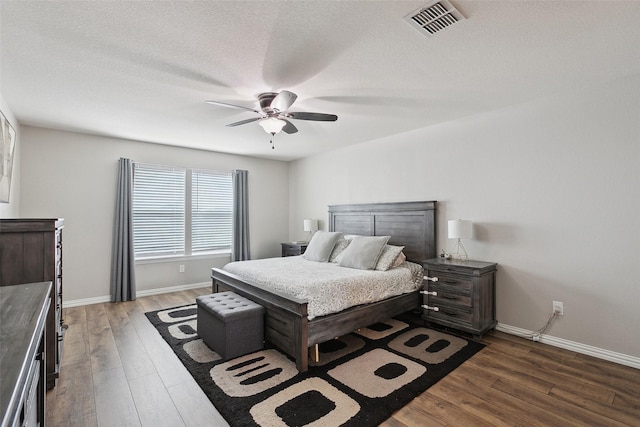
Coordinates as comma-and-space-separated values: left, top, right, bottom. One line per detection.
1, 110, 16, 203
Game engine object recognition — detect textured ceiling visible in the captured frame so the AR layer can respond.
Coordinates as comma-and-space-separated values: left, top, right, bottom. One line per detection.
2, 1, 640, 161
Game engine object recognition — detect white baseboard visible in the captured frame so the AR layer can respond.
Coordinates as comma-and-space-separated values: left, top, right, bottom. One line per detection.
62, 282, 210, 308
136, 282, 210, 297
63, 295, 112, 308
496, 323, 640, 370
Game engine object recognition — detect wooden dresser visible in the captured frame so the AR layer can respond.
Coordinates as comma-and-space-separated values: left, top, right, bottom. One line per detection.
421, 258, 497, 339
0, 282, 50, 427
0, 219, 64, 389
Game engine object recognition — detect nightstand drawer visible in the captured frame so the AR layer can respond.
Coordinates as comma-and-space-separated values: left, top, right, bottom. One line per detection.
281, 242, 308, 257
427, 272, 473, 293
429, 306, 473, 325
425, 291, 472, 309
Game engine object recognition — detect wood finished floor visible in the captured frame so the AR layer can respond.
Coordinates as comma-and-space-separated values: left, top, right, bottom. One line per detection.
47, 288, 640, 427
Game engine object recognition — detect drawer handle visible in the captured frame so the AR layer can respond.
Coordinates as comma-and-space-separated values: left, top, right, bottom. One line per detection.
420, 290, 438, 296
423, 276, 438, 282
421, 304, 439, 312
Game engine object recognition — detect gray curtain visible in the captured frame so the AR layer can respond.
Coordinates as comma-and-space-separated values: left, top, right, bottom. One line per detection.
232, 169, 250, 261
111, 157, 136, 302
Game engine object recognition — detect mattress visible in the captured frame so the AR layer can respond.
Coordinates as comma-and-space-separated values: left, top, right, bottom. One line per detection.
223, 256, 423, 319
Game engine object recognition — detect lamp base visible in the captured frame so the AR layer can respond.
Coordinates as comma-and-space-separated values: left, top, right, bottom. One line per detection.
450, 239, 469, 261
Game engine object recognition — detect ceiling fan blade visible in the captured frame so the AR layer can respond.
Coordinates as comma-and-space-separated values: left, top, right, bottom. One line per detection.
206, 100, 260, 114
226, 117, 262, 127
281, 119, 298, 134
288, 112, 338, 121
270, 90, 297, 112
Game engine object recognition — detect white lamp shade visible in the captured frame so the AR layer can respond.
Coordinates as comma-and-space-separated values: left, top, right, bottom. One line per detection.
448, 219, 473, 239
303, 219, 318, 232
259, 117, 286, 134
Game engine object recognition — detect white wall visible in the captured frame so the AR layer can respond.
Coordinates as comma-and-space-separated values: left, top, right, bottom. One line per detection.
19, 126, 289, 301
289, 73, 640, 359
0, 93, 20, 218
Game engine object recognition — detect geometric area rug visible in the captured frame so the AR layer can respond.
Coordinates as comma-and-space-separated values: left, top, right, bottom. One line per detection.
145, 305, 485, 427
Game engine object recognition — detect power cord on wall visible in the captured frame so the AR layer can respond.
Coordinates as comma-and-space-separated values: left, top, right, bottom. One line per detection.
511, 309, 561, 342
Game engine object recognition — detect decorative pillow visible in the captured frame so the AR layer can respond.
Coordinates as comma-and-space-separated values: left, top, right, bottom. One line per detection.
391, 251, 406, 268
329, 238, 351, 263
375, 245, 405, 271
343, 234, 365, 240
338, 236, 391, 270
303, 231, 343, 262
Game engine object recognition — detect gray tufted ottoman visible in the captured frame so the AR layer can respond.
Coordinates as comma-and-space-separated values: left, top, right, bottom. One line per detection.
196, 291, 265, 360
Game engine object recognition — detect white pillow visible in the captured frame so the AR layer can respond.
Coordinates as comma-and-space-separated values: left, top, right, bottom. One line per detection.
338, 236, 390, 270
303, 231, 343, 262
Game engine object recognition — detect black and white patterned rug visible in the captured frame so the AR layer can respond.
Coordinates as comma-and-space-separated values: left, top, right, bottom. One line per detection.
145, 304, 484, 427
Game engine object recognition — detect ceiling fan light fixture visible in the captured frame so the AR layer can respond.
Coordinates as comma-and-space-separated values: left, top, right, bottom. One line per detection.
259, 117, 286, 134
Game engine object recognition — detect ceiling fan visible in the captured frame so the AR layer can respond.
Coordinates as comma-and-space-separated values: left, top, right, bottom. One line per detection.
206, 90, 337, 148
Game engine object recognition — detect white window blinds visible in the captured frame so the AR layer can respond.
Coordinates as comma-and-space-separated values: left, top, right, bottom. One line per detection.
192, 170, 233, 253
133, 164, 186, 257
132, 163, 232, 259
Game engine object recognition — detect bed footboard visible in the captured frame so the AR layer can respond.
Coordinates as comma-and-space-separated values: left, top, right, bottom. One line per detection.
211, 268, 311, 371
307, 291, 420, 347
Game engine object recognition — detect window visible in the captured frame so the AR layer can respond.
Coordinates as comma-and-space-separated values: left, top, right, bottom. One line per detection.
132, 163, 232, 259
191, 169, 233, 253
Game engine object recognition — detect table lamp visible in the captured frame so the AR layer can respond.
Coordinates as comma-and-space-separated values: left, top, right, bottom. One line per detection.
448, 219, 472, 260
303, 219, 318, 242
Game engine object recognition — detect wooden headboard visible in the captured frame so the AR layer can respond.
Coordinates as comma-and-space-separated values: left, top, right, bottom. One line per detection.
328, 201, 437, 262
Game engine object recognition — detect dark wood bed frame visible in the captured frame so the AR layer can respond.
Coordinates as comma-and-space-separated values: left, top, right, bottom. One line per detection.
211, 200, 437, 372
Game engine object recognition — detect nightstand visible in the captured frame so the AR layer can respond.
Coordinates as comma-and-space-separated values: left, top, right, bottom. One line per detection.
421, 258, 497, 339
281, 242, 308, 257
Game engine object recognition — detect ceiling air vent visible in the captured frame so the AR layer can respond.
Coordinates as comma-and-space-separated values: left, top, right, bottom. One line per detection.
404, 0, 466, 37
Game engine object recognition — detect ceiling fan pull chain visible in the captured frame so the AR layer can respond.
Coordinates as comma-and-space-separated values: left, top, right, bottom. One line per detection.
270, 133, 275, 149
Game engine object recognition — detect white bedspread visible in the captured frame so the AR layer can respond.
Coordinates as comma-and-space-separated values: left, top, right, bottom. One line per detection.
222, 257, 423, 319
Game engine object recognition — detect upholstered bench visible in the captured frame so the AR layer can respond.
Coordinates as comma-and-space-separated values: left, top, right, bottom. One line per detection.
196, 291, 265, 360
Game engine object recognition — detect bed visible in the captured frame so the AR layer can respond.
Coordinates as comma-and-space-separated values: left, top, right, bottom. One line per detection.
210, 200, 437, 372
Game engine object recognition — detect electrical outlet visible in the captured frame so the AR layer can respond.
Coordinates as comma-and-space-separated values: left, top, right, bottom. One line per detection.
552, 301, 563, 315
179, 265, 185, 273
